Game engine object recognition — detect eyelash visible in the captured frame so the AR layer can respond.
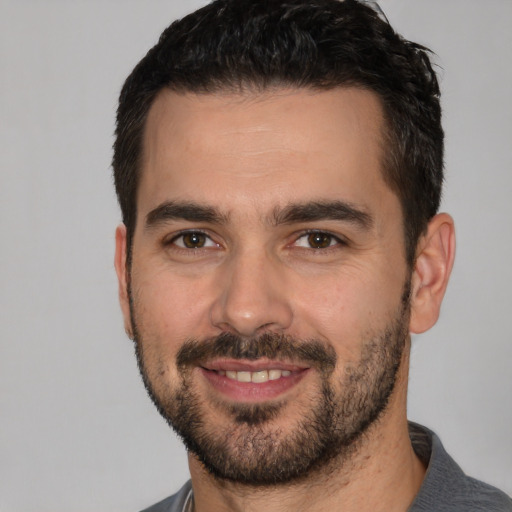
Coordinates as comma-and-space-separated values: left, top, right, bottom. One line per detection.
293, 230, 347, 251
164, 229, 347, 252
165, 230, 218, 250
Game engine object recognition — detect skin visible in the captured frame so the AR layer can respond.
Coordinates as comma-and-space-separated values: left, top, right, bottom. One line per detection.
115, 87, 455, 512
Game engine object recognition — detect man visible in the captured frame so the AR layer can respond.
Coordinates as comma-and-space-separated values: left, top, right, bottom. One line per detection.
112, 0, 512, 510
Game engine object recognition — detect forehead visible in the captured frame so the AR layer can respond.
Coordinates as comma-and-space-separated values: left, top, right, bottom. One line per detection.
138, 87, 395, 220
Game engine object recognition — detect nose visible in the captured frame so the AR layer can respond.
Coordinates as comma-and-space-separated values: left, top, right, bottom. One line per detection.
209, 249, 294, 337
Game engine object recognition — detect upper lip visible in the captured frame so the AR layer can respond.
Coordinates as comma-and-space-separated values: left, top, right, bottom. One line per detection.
201, 358, 309, 372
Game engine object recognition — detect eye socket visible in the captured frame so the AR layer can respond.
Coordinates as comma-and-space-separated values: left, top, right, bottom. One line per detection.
294, 231, 341, 249
167, 230, 342, 251
171, 231, 217, 249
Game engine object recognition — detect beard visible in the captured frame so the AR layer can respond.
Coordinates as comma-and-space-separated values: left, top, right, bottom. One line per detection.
130, 282, 411, 486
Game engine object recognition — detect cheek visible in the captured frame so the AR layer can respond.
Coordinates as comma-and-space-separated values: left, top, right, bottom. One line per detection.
293, 281, 368, 357
131, 266, 216, 354
130, 272, 215, 393
290, 267, 404, 358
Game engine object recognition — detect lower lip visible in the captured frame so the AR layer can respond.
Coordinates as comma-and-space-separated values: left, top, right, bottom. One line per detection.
199, 368, 309, 402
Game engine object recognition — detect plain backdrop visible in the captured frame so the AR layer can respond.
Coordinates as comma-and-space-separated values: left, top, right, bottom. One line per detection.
1, 1, 511, 510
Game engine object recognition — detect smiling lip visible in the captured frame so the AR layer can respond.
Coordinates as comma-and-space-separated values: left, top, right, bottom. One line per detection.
200, 359, 310, 402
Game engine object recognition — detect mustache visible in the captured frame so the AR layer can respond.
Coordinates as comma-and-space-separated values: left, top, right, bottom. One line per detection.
176, 332, 337, 373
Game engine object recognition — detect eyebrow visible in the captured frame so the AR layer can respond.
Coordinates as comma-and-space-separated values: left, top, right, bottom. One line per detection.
145, 199, 373, 231
145, 200, 229, 229
272, 200, 373, 229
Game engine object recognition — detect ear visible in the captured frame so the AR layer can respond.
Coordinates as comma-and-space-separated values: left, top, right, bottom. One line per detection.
114, 223, 133, 338
409, 213, 456, 334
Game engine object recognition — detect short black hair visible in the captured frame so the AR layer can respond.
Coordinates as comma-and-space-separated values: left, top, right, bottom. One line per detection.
113, 0, 443, 265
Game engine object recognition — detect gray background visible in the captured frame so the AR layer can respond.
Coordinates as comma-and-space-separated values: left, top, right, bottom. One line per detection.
1, 0, 511, 510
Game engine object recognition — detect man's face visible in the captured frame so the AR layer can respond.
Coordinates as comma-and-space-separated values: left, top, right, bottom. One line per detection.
118, 88, 413, 484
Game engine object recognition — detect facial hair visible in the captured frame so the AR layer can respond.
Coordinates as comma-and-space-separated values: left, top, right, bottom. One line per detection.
130, 282, 411, 486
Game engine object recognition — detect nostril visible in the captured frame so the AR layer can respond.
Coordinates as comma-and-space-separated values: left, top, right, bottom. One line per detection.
209, 300, 293, 338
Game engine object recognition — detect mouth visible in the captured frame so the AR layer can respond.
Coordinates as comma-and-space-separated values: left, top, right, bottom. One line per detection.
199, 359, 310, 402
216, 368, 292, 383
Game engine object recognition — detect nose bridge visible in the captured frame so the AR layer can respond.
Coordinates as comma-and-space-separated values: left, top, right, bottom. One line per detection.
210, 243, 293, 336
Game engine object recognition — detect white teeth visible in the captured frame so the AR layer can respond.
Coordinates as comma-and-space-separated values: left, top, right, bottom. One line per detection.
268, 369, 282, 381
237, 371, 252, 383
251, 370, 268, 383
219, 369, 291, 383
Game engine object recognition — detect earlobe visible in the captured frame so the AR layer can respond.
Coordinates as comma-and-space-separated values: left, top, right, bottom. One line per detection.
114, 224, 133, 339
409, 213, 456, 334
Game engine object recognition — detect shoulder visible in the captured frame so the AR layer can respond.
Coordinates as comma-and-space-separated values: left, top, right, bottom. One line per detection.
409, 423, 512, 511
140, 481, 192, 512
462, 476, 512, 511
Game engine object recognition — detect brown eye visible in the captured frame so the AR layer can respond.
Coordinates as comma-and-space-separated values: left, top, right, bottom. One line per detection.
307, 232, 334, 249
177, 232, 208, 248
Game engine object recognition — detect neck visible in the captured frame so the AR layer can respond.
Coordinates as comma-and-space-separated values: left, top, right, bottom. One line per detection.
189, 350, 425, 512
